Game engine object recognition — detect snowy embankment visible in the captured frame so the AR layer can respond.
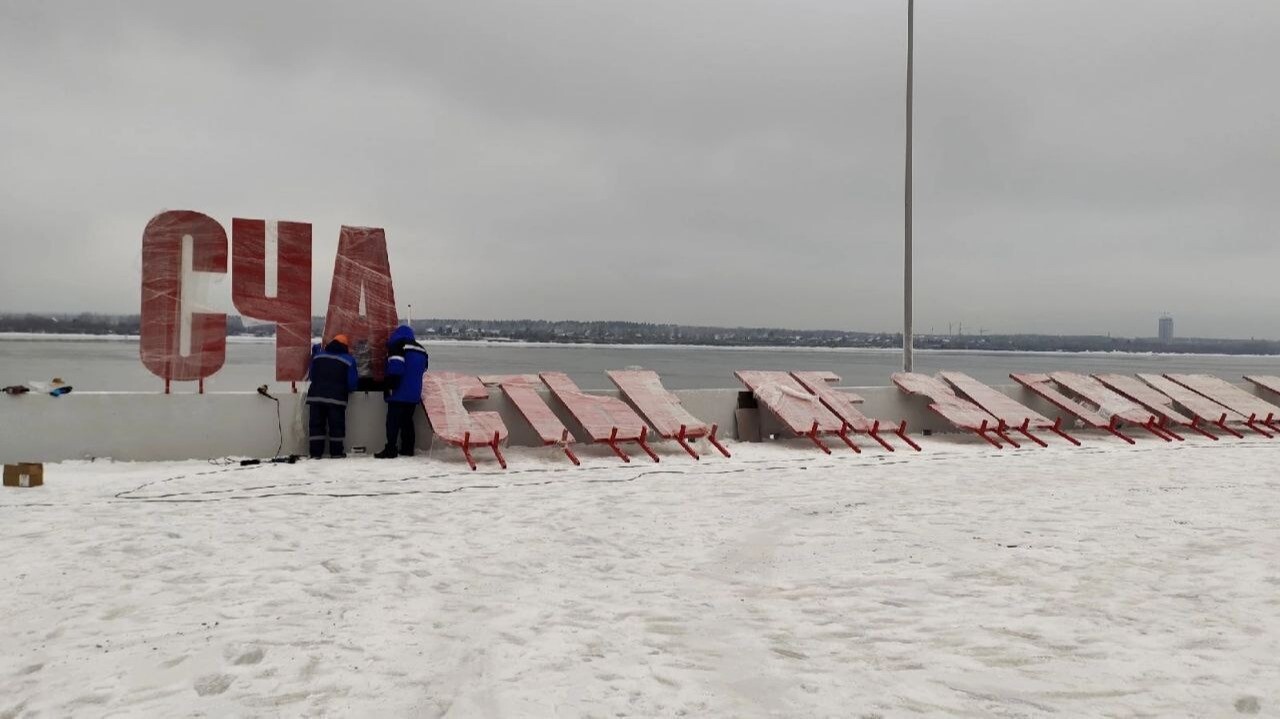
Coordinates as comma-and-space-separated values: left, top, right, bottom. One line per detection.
1, 438, 1277, 717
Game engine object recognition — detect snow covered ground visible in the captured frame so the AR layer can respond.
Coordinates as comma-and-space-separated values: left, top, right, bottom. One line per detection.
2, 436, 1277, 717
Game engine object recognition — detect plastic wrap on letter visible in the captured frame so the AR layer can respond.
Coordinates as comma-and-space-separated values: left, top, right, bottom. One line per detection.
139, 210, 228, 383
231, 218, 312, 381
322, 226, 398, 380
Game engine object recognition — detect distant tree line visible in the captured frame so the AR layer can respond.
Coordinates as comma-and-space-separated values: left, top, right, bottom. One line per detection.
0, 312, 144, 334
405, 318, 900, 348
3, 313, 1279, 355
911, 333, 1280, 356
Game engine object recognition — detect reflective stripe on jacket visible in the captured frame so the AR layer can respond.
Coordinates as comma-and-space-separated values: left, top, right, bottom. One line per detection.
385, 326, 428, 403
307, 340, 359, 405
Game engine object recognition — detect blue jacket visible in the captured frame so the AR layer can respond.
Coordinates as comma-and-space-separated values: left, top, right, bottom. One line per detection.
307, 339, 359, 405
385, 325, 428, 403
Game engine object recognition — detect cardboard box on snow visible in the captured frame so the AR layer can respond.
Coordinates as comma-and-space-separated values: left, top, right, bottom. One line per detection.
3, 462, 43, 488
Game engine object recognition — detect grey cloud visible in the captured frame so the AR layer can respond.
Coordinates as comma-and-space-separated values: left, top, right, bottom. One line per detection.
1, 0, 1277, 338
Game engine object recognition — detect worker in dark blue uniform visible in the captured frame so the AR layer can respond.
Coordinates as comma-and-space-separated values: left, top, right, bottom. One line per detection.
306, 334, 359, 459
375, 325, 428, 458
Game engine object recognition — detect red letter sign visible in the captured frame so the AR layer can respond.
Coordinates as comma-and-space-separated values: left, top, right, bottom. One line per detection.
323, 226, 398, 379
231, 219, 313, 381
140, 211, 228, 384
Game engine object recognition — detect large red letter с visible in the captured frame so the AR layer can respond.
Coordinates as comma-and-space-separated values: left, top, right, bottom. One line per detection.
140, 210, 228, 385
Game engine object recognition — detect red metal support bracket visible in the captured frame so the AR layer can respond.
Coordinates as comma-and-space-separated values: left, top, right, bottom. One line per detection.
893, 420, 923, 452
1214, 413, 1245, 439
995, 420, 1021, 449
635, 426, 660, 463
1245, 413, 1274, 438
460, 431, 477, 471
836, 422, 862, 454
866, 420, 896, 452
1187, 416, 1219, 441
1156, 418, 1185, 441
805, 421, 832, 454
1143, 418, 1174, 442
974, 419, 1003, 449
1048, 417, 1081, 446
675, 424, 700, 460
606, 426, 632, 463
1016, 419, 1049, 448
1106, 416, 1136, 445
559, 429, 581, 466
490, 431, 508, 470
706, 424, 731, 458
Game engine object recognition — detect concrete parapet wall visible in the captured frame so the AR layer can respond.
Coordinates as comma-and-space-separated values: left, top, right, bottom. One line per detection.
1, 381, 1274, 464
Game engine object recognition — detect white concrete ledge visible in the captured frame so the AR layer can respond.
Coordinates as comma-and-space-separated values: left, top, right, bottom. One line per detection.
1, 382, 1273, 463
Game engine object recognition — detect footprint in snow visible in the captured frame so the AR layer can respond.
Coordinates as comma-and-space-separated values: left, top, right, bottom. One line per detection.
1235, 696, 1261, 715
231, 647, 265, 666
194, 674, 233, 697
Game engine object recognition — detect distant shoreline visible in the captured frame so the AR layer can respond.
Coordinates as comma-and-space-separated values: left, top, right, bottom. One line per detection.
4, 332, 1280, 360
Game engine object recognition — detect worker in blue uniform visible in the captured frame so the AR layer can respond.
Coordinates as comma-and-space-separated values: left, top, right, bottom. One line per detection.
306, 334, 359, 459
375, 325, 428, 458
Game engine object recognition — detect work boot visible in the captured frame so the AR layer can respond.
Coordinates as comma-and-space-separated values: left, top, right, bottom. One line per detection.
374, 447, 398, 459
399, 447, 415, 458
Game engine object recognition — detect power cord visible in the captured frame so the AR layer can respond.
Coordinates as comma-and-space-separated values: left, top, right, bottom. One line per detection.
243, 384, 292, 466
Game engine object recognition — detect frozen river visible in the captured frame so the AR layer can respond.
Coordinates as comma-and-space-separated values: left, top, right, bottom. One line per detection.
2, 335, 1278, 393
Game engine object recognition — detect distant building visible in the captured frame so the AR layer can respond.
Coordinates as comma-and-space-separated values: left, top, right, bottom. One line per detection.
1158, 315, 1174, 343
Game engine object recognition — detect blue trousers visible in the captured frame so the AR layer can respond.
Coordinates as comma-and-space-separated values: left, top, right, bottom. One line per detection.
308, 402, 347, 457
385, 401, 418, 455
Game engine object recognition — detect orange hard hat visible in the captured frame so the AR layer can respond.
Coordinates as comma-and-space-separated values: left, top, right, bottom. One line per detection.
332, 333, 350, 346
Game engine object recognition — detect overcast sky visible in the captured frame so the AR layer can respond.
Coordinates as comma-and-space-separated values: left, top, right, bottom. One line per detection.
2, 0, 1278, 338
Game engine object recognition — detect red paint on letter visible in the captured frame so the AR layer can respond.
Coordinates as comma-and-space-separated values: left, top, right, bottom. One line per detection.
140, 210, 228, 382
323, 226, 398, 379
231, 218, 313, 381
